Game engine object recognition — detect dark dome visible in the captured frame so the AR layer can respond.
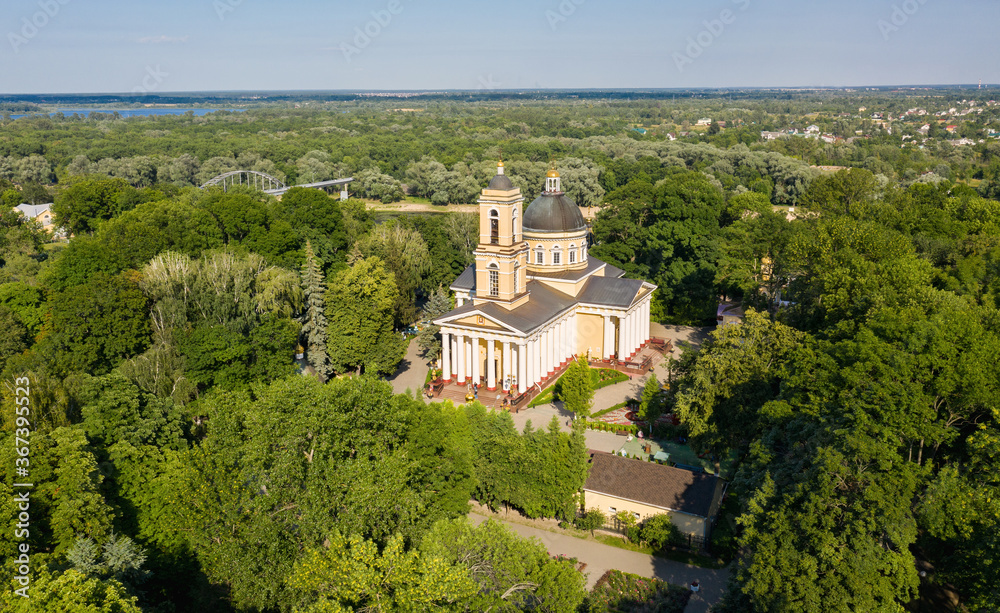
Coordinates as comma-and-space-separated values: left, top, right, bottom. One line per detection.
523, 193, 587, 234
487, 174, 514, 190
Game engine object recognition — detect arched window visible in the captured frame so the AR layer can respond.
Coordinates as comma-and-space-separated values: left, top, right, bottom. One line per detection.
581, 243, 588, 261
534, 245, 545, 265
552, 245, 561, 266
512, 209, 519, 243
488, 263, 500, 296
568, 243, 577, 264
513, 262, 520, 293
489, 209, 499, 244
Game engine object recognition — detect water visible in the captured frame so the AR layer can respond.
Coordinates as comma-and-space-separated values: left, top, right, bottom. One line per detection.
7, 108, 244, 119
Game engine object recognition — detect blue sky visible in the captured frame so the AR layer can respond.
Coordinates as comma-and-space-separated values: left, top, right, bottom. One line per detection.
3, 0, 998, 93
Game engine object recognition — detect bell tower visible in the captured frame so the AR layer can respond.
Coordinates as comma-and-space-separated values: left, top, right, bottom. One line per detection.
473, 160, 529, 308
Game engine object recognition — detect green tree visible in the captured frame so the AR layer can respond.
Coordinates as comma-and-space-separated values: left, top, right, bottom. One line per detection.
326, 256, 406, 376
640, 513, 683, 550
558, 356, 594, 419
45, 272, 151, 376
416, 286, 453, 364
638, 374, 661, 425
0, 566, 141, 613
575, 508, 606, 537
300, 241, 333, 381
51, 177, 135, 236
354, 222, 432, 327
287, 532, 477, 613
421, 517, 587, 613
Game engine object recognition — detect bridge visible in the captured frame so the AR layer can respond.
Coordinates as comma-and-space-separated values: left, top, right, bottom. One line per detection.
200, 170, 353, 200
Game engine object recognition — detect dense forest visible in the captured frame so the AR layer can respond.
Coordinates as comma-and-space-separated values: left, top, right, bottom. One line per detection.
1, 91, 999, 611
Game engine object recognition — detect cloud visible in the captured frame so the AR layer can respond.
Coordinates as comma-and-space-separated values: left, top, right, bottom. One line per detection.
137, 35, 190, 44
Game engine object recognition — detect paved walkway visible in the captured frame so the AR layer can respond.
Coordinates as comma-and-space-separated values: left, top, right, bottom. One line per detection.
386, 338, 428, 397
468, 511, 727, 612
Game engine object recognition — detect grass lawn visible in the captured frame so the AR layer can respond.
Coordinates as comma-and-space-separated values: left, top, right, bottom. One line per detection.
528, 369, 628, 408
591, 402, 627, 419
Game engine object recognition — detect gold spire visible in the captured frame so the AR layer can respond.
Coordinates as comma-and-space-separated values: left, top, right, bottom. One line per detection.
546, 160, 559, 178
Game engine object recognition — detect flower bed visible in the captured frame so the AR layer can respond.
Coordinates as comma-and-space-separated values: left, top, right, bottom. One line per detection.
583, 569, 691, 613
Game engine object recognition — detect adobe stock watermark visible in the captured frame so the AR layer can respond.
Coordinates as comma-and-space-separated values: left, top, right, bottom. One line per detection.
673, 0, 751, 73
547, 0, 586, 31
8, 0, 72, 55
214, 0, 245, 21
340, 0, 410, 63
478, 75, 502, 91
133, 65, 169, 95
878, 0, 928, 41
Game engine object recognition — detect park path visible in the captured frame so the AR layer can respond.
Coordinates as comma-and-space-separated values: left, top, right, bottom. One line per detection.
386, 338, 427, 397
468, 510, 726, 612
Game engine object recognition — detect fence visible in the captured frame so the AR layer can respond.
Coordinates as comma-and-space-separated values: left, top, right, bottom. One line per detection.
585, 512, 709, 552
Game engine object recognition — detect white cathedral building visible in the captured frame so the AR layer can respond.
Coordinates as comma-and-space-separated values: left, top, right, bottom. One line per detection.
433, 161, 656, 393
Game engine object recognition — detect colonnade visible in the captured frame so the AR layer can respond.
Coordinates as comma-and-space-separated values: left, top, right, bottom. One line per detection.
441, 311, 580, 393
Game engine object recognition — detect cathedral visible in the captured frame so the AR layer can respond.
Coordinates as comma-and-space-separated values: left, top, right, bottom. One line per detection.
433, 161, 656, 393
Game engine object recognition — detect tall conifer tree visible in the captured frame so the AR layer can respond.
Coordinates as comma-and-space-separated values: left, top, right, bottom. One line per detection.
300, 241, 332, 381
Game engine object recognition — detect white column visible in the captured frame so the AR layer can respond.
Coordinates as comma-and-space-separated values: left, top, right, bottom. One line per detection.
603, 315, 614, 359
549, 327, 559, 371
555, 321, 563, 365
487, 339, 496, 390
625, 313, 635, 357
540, 329, 549, 376
644, 300, 651, 345
502, 341, 512, 391
456, 333, 466, 382
442, 332, 451, 381
518, 344, 527, 394
617, 315, 627, 359
525, 340, 535, 388
471, 337, 480, 385
452, 336, 460, 377
560, 319, 569, 364
570, 313, 578, 358
534, 337, 543, 384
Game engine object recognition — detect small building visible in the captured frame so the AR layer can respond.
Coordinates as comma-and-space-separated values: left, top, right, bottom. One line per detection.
696, 118, 712, 126
14, 203, 56, 234
583, 450, 726, 538
716, 302, 744, 327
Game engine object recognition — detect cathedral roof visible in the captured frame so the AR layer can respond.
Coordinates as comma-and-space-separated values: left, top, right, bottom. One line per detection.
487, 173, 515, 190
523, 193, 587, 234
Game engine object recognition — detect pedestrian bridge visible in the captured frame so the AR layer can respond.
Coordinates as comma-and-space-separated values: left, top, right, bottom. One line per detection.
200, 170, 353, 199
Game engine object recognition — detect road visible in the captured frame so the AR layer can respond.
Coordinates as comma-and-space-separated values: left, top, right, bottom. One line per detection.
468, 511, 727, 612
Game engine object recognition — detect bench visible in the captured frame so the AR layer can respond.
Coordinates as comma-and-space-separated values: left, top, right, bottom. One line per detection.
615, 430, 630, 437
426, 379, 445, 397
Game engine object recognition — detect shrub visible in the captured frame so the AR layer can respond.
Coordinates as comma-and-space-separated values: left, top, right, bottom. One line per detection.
641, 514, 685, 550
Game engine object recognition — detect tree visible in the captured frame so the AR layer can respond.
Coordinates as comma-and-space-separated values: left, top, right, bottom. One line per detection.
355, 222, 432, 327
0, 567, 142, 613
416, 286, 453, 363
287, 532, 477, 613
420, 517, 587, 613
326, 256, 406, 376
673, 309, 805, 455
51, 177, 135, 236
614, 510, 638, 543
15, 154, 53, 184
640, 513, 683, 550
558, 356, 593, 419
44, 427, 116, 553
300, 241, 332, 381
575, 508, 606, 537
180, 376, 463, 610
67, 533, 149, 588
45, 272, 151, 376
638, 374, 661, 425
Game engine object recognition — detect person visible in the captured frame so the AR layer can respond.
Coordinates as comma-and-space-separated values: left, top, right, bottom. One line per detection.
690, 580, 700, 593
